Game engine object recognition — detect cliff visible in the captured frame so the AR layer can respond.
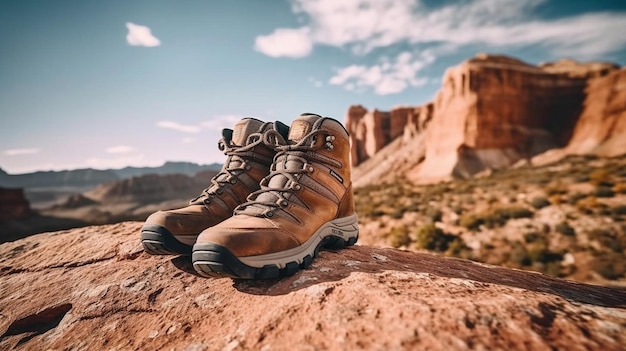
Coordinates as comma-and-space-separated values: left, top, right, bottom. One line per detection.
347, 54, 622, 184
566, 67, 626, 156
1, 223, 625, 350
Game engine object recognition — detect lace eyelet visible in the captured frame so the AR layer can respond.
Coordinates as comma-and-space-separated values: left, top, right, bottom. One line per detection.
230, 178, 237, 184
266, 211, 274, 218
216, 188, 223, 195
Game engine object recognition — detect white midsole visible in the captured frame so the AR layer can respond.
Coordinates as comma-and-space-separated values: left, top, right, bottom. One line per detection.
238, 213, 359, 269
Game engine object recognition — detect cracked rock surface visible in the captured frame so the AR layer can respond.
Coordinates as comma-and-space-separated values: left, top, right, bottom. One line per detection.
1, 222, 625, 350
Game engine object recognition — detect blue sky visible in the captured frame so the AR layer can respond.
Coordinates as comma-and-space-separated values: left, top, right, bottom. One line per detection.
1, 0, 625, 174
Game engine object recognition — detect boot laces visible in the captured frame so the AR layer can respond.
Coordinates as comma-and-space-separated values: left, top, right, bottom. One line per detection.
190, 132, 270, 205
235, 129, 340, 218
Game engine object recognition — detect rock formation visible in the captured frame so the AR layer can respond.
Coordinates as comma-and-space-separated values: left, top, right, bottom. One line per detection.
1, 223, 625, 350
346, 54, 622, 184
85, 173, 213, 204
566, 67, 626, 156
346, 105, 418, 166
0, 188, 31, 221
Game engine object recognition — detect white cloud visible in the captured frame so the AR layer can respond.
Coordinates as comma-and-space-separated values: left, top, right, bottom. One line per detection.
200, 115, 243, 131
126, 22, 161, 47
105, 145, 134, 154
329, 50, 434, 95
254, 27, 313, 58
256, 0, 626, 59
4, 148, 40, 156
157, 121, 201, 134
157, 115, 245, 135
182, 137, 196, 144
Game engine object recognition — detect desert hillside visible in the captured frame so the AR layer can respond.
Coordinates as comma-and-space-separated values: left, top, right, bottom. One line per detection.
355, 154, 626, 287
1, 222, 624, 350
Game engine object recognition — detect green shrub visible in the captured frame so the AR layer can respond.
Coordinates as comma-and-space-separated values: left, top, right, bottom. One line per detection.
523, 231, 544, 244
426, 207, 443, 222
390, 208, 405, 219
527, 243, 563, 264
555, 221, 576, 236
567, 192, 587, 205
415, 223, 460, 252
387, 225, 412, 248
509, 241, 531, 267
460, 205, 533, 230
594, 186, 615, 198
459, 214, 483, 231
612, 205, 626, 216
544, 261, 562, 277
530, 196, 550, 209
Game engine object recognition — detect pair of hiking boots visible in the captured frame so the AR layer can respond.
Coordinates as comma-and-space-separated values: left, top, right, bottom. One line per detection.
140, 113, 359, 279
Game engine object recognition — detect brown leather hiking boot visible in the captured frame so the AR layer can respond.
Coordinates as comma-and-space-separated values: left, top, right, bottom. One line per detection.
141, 118, 289, 255
192, 113, 359, 279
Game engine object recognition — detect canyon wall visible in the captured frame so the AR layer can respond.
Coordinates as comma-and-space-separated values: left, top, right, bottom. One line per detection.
346, 54, 622, 184
566, 67, 626, 156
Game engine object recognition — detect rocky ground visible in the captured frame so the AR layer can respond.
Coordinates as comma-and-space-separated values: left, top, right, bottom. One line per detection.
355, 154, 626, 287
1, 222, 625, 350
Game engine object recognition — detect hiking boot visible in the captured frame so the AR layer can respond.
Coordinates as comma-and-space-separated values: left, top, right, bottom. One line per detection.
192, 113, 359, 279
141, 118, 289, 255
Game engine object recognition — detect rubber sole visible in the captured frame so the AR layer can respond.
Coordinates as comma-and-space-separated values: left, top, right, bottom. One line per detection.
140, 224, 194, 256
191, 214, 359, 279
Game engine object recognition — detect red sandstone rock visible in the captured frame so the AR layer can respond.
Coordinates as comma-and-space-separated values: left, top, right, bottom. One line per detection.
345, 54, 623, 184
0, 188, 31, 221
1, 223, 625, 350
345, 105, 417, 166
566, 67, 626, 157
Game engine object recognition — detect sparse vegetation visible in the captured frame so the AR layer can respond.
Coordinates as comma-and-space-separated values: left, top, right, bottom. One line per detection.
460, 205, 534, 230
386, 225, 412, 248
354, 154, 626, 283
594, 186, 615, 198
415, 223, 464, 255
555, 221, 576, 236
530, 196, 550, 209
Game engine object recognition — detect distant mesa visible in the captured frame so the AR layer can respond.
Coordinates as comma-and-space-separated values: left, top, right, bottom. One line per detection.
85, 172, 216, 205
346, 54, 625, 186
0, 187, 32, 221
53, 194, 99, 209
0, 162, 222, 189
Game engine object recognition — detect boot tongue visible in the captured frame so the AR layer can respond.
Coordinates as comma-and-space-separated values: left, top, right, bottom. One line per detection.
202, 118, 266, 196
246, 114, 323, 214
268, 114, 322, 189
232, 118, 265, 146
287, 113, 322, 142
